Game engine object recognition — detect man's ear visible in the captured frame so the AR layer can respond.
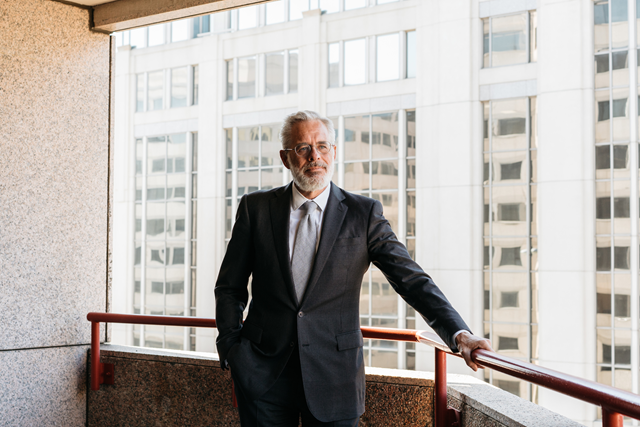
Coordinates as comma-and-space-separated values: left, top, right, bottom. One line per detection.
279, 150, 291, 170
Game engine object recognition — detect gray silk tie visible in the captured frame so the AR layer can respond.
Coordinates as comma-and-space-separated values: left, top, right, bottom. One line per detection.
291, 201, 318, 303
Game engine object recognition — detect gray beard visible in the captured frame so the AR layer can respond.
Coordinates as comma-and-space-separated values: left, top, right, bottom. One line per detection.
290, 160, 335, 193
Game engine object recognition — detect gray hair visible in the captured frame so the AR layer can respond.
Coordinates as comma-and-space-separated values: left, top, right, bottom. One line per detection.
280, 110, 336, 149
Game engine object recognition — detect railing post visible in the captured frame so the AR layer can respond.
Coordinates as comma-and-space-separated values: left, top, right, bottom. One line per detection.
91, 321, 100, 391
435, 348, 447, 427
602, 407, 624, 427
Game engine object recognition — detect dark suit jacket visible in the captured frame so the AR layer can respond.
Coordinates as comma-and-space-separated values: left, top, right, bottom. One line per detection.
215, 182, 470, 422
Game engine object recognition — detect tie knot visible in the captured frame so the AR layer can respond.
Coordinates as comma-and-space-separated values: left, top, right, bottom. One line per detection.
302, 201, 317, 216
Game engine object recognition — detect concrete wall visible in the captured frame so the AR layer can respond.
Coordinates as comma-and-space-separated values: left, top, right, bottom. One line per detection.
88, 345, 582, 427
0, 0, 111, 424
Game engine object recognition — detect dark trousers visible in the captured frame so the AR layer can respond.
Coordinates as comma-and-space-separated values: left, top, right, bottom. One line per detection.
232, 348, 359, 427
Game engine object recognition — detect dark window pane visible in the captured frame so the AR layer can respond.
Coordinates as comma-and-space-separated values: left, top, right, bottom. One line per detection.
500, 291, 519, 307
172, 247, 185, 265
613, 145, 628, 168
484, 290, 490, 310
500, 161, 522, 180
595, 54, 610, 73
499, 247, 523, 266
167, 281, 184, 294
598, 101, 610, 121
147, 219, 165, 236
135, 246, 141, 265
596, 197, 611, 219
596, 146, 610, 169
614, 246, 630, 269
498, 336, 519, 350
497, 118, 526, 136
151, 281, 163, 293
597, 247, 611, 271
612, 98, 627, 118
616, 345, 631, 364
612, 51, 628, 70
597, 293, 612, 314
603, 343, 612, 363
614, 294, 630, 317
483, 246, 492, 267
498, 203, 522, 221
614, 197, 630, 218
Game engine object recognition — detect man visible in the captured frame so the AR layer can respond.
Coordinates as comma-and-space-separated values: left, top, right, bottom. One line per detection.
215, 110, 492, 426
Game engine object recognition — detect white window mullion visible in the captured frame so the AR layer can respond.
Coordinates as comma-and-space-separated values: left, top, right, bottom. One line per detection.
339, 41, 345, 87
399, 31, 407, 80
338, 115, 345, 188
233, 58, 239, 100
627, 0, 639, 398
284, 50, 290, 94
183, 132, 193, 350
232, 127, 239, 219
140, 136, 148, 347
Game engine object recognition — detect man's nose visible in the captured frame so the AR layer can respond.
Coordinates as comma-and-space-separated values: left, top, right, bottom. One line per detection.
306, 145, 322, 160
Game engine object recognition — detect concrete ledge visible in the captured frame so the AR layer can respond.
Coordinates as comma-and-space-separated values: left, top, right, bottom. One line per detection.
88, 345, 582, 427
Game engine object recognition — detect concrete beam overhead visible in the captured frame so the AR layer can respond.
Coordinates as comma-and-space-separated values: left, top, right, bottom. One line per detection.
92, 0, 273, 33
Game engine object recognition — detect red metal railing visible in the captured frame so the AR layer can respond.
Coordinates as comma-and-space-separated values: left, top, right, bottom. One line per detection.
87, 313, 640, 427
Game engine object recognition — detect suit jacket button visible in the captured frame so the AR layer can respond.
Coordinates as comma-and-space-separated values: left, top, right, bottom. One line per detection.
290, 341, 295, 347
298, 311, 304, 318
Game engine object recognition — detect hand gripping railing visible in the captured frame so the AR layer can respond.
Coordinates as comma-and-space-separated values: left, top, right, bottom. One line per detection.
88, 313, 640, 427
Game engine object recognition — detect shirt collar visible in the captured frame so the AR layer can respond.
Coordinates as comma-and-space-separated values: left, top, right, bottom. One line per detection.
291, 182, 331, 212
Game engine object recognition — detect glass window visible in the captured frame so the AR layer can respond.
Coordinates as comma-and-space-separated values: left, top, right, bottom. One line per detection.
192, 65, 199, 106
148, 71, 164, 111
148, 24, 165, 47
238, 56, 256, 99
491, 14, 527, 67
266, 52, 285, 96
171, 19, 190, 42
328, 43, 340, 88
226, 60, 234, 101
238, 5, 258, 30
529, 11, 537, 62
130, 28, 146, 49
320, 0, 339, 13
193, 15, 210, 37
136, 74, 145, 112
344, 39, 366, 85
345, 0, 366, 10
171, 67, 188, 108
266, 0, 285, 25
290, 0, 310, 20
377, 33, 400, 82
406, 31, 416, 79
377, 0, 398, 3
289, 50, 299, 93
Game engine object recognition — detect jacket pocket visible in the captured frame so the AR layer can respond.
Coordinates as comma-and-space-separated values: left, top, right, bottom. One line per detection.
241, 321, 263, 344
336, 330, 364, 351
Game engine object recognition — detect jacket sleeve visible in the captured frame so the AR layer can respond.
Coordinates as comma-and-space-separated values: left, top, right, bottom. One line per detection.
215, 194, 253, 364
366, 199, 470, 352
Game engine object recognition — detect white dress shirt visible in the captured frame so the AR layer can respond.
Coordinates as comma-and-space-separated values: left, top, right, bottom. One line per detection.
289, 183, 331, 261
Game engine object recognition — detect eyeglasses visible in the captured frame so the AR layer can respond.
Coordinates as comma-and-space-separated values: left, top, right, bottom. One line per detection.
284, 143, 334, 157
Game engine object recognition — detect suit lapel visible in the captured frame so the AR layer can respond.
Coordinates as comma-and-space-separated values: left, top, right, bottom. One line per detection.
300, 182, 347, 306
270, 183, 299, 306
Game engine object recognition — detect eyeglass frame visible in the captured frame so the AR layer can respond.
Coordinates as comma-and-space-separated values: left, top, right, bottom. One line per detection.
282, 142, 335, 157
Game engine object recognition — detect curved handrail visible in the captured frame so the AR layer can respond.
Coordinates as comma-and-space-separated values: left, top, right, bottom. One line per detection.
415, 329, 640, 421
88, 313, 640, 424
